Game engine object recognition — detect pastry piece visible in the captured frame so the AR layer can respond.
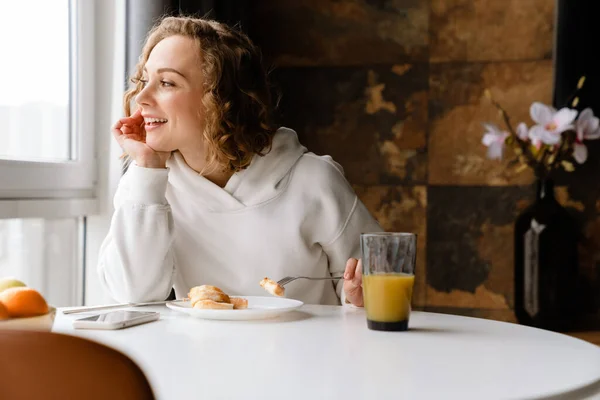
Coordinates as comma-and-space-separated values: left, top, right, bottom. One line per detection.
188, 285, 224, 298
191, 290, 230, 305
193, 300, 234, 310
187, 285, 248, 310
229, 297, 248, 309
259, 277, 285, 297
188, 284, 231, 306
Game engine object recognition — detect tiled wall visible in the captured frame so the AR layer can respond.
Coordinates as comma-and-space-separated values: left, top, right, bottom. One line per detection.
249, 0, 600, 325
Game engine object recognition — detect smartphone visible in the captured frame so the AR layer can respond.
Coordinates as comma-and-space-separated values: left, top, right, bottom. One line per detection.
72, 310, 160, 330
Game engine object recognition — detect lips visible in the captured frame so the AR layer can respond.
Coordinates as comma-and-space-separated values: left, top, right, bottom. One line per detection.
143, 116, 168, 131
142, 115, 168, 132
144, 117, 168, 126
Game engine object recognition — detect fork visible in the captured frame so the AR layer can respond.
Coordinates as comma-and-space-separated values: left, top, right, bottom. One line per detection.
277, 276, 345, 287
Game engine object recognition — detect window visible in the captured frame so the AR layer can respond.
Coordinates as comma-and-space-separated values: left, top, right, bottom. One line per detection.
0, 0, 97, 306
0, 0, 96, 206
0, 1, 70, 162
0, 219, 82, 307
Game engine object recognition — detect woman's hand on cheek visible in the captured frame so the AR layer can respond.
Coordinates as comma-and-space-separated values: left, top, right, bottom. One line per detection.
112, 109, 171, 168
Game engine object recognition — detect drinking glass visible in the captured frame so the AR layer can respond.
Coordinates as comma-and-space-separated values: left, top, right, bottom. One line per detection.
360, 232, 417, 331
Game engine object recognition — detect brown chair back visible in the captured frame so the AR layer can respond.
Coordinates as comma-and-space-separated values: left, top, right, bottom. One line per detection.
0, 330, 155, 400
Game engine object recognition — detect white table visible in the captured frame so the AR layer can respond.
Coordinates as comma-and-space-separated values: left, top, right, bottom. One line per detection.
53, 305, 600, 400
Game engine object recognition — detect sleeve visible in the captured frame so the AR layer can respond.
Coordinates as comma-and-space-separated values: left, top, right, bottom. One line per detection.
307, 155, 384, 305
97, 164, 176, 303
321, 196, 383, 304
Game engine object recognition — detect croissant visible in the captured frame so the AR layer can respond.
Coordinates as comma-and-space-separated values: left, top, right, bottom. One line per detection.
188, 285, 224, 299
229, 297, 248, 309
190, 289, 230, 306
193, 299, 234, 310
187, 285, 247, 310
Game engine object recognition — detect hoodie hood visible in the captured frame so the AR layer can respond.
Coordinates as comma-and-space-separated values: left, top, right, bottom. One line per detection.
167, 127, 307, 212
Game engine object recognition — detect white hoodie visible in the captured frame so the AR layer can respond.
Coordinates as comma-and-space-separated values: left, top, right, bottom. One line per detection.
98, 127, 383, 305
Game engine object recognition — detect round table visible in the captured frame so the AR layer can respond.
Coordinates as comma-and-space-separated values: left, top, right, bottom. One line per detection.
53, 305, 600, 400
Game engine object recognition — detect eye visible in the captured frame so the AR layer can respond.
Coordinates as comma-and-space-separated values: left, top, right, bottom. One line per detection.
160, 80, 175, 87
138, 78, 148, 87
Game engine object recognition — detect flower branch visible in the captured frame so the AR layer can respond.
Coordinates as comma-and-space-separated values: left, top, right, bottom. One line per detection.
481, 76, 599, 178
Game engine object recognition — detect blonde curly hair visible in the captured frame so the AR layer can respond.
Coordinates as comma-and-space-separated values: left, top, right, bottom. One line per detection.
124, 16, 278, 172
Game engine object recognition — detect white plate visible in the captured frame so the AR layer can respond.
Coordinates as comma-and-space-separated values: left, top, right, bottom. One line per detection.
166, 296, 303, 321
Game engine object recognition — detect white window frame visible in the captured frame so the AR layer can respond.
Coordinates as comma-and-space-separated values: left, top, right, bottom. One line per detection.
0, 0, 97, 218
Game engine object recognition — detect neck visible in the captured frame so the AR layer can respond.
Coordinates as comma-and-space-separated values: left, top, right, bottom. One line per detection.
177, 148, 233, 188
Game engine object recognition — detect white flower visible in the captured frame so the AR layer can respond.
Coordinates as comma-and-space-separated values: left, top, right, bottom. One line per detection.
481, 123, 509, 160
573, 108, 600, 164
516, 122, 529, 141
528, 102, 577, 148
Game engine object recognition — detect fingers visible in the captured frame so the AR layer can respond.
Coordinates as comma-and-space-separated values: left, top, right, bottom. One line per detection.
113, 111, 143, 143
343, 258, 363, 286
343, 258, 364, 307
118, 112, 142, 128
353, 259, 363, 287
121, 125, 134, 134
118, 116, 134, 125
130, 108, 144, 125
344, 258, 358, 281
112, 120, 125, 145
112, 119, 144, 152
117, 121, 140, 136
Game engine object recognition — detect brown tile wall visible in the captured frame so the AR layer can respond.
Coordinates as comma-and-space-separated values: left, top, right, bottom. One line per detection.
248, 0, 600, 325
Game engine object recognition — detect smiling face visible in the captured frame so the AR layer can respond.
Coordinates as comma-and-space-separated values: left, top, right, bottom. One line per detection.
135, 35, 206, 153
124, 16, 278, 174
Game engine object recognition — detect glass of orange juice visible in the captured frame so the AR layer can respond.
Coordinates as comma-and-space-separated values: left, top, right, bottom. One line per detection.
361, 232, 417, 331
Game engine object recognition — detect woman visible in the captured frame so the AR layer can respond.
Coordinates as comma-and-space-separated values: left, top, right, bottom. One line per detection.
98, 16, 382, 307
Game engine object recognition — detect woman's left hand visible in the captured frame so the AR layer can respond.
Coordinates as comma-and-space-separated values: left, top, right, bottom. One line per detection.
343, 258, 364, 307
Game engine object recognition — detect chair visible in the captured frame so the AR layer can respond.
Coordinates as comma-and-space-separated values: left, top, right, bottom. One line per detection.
0, 330, 155, 400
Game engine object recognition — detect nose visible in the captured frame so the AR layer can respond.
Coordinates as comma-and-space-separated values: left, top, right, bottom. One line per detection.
135, 83, 154, 108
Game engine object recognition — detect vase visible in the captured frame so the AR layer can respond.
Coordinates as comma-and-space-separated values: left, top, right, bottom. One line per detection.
514, 177, 579, 331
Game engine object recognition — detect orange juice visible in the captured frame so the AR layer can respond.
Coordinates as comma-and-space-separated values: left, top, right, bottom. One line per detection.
363, 273, 415, 331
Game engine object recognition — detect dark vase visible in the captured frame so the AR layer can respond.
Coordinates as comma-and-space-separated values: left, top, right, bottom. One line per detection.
514, 177, 579, 331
